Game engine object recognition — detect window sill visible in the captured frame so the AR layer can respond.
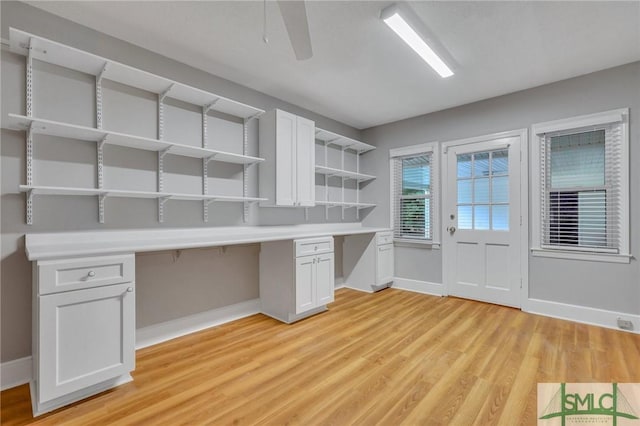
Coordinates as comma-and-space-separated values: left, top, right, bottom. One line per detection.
531, 248, 631, 264
394, 239, 440, 250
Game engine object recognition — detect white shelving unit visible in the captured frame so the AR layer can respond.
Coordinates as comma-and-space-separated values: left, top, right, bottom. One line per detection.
314, 128, 376, 219
8, 28, 266, 224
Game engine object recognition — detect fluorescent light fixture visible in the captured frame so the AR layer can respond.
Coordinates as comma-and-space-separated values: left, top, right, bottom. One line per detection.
381, 5, 454, 78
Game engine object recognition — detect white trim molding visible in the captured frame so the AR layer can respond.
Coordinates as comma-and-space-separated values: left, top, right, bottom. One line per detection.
392, 277, 444, 297
530, 108, 630, 263
389, 141, 440, 244
1, 356, 32, 391
524, 298, 640, 334
136, 298, 260, 349
440, 128, 529, 308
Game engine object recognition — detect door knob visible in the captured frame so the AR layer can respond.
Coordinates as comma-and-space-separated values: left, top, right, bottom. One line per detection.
447, 226, 456, 234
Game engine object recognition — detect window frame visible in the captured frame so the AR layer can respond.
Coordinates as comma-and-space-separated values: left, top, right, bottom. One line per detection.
531, 109, 630, 263
389, 142, 440, 247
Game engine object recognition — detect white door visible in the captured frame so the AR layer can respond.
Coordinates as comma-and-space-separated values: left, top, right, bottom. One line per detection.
296, 116, 315, 207
315, 253, 335, 306
443, 135, 522, 308
38, 283, 135, 402
275, 110, 297, 206
295, 255, 315, 314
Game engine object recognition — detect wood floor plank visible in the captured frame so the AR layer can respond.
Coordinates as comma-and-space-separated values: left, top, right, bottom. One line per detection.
2, 288, 639, 425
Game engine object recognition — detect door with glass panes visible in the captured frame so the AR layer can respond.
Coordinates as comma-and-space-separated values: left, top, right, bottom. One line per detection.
443, 136, 522, 308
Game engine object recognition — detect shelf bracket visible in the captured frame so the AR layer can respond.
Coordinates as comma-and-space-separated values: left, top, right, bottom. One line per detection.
325, 137, 341, 148
97, 135, 107, 190
202, 156, 215, 222
202, 99, 218, 149
98, 194, 107, 224
242, 118, 249, 223
356, 153, 360, 220
26, 121, 35, 187
304, 207, 309, 222
26, 189, 34, 226
246, 112, 262, 122
26, 37, 33, 118
203, 99, 219, 113
96, 62, 108, 129
325, 205, 329, 221
157, 84, 173, 141
159, 83, 174, 103
158, 196, 171, 223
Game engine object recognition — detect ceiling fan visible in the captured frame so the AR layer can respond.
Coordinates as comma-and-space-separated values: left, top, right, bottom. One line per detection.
263, 0, 313, 61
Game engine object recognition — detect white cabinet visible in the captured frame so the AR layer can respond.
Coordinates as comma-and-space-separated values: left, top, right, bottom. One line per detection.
376, 242, 395, 286
343, 231, 394, 293
31, 255, 136, 416
259, 109, 315, 207
260, 237, 334, 323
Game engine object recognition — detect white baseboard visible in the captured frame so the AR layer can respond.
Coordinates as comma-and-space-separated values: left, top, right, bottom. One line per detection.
136, 298, 261, 349
392, 277, 444, 297
524, 298, 640, 334
1, 356, 32, 391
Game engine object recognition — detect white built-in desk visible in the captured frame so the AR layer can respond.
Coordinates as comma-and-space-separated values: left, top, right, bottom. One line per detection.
25, 224, 393, 416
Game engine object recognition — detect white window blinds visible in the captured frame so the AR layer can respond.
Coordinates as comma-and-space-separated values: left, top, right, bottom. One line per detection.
393, 153, 434, 241
539, 124, 623, 253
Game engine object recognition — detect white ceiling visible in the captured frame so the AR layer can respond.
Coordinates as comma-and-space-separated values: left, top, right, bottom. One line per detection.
26, 1, 640, 129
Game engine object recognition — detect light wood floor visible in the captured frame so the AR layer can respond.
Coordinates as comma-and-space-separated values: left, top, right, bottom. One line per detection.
2, 288, 639, 425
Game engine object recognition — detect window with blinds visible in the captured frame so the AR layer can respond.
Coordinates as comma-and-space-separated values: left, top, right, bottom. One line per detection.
393, 153, 434, 240
539, 123, 624, 253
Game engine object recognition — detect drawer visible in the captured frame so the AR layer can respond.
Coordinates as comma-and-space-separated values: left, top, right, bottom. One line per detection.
37, 254, 135, 295
376, 232, 393, 246
295, 237, 334, 257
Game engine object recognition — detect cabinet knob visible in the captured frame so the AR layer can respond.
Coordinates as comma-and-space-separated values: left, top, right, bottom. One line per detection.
127, 287, 134, 292
87, 270, 96, 278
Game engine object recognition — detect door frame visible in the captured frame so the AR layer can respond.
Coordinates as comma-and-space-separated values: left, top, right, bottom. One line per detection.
440, 128, 529, 308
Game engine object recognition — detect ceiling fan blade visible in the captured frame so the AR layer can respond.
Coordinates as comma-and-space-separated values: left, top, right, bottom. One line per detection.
277, 0, 313, 60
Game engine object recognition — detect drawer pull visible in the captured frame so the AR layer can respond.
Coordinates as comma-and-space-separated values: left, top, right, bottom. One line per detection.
87, 270, 96, 278
127, 287, 133, 292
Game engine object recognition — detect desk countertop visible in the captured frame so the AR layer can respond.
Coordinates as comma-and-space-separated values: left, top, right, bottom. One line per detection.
25, 224, 392, 260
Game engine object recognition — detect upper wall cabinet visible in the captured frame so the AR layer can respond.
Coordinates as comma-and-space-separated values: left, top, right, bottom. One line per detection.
259, 109, 315, 207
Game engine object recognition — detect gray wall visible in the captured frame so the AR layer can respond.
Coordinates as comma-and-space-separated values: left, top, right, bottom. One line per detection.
363, 62, 640, 315
0, 2, 363, 362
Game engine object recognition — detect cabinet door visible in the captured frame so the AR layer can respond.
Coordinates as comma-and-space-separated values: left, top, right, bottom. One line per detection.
376, 244, 394, 285
38, 283, 135, 403
315, 253, 335, 306
295, 116, 315, 207
295, 256, 315, 314
275, 110, 297, 206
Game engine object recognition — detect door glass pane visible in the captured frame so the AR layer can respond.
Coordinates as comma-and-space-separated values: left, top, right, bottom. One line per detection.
458, 205, 473, 229
492, 205, 509, 230
456, 148, 509, 231
474, 178, 490, 203
492, 176, 508, 203
474, 152, 490, 177
457, 154, 472, 178
492, 150, 508, 175
474, 205, 490, 230
457, 180, 472, 204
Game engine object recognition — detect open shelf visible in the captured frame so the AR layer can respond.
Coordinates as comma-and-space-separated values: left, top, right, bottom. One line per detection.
315, 200, 376, 210
7, 114, 264, 165
315, 165, 375, 182
315, 128, 375, 153
10, 28, 264, 119
20, 185, 267, 203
